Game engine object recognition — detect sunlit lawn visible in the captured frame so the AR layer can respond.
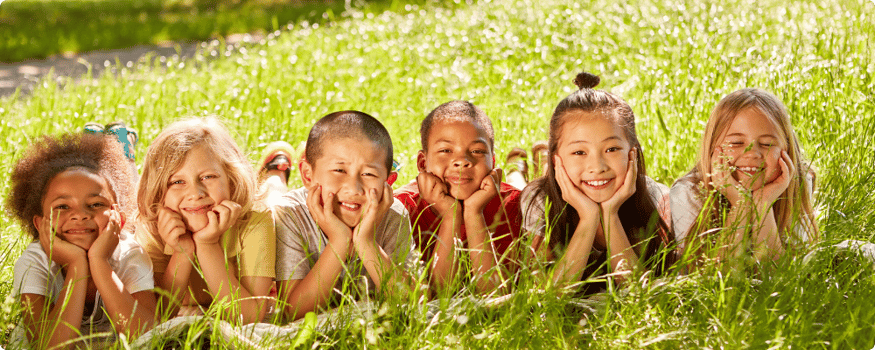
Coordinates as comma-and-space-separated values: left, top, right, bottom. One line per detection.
1, 0, 874, 347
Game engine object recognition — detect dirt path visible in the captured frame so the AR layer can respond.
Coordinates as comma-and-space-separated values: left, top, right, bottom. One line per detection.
0, 33, 264, 99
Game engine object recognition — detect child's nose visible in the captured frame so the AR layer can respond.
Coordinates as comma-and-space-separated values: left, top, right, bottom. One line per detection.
586, 155, 609, 173
69, 207, 93, 220
452, 155, 473, 167
343, 176, 365, 195
187, 182, 208, 199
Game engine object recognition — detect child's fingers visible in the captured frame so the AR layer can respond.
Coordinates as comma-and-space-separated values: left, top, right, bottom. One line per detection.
306, 185, 324, 220
323, 192, 337, 219
782, 150, 795, 178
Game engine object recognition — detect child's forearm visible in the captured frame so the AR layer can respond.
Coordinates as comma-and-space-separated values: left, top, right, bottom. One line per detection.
552, 219, 598, 286
722, 205, 783, 262
603, 214, 638, 279
745, 206, 783, 261
463, 211, 504, 294
280, 240, 350, 320
430, 208, 462, 293
195, 242, 268, 324
157, 251, 195, 317
89, 259, 156, 336
29, 259, 89, 349
354, 235, 413, 295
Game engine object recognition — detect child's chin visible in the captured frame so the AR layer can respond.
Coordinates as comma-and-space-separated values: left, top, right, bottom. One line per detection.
338, 212, 362, 228
448, 186, 475, 201
184, 220, 207, 233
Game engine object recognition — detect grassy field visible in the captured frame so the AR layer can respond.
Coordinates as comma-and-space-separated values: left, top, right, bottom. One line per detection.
0, 0, 428, 62
1, 0, 874, 348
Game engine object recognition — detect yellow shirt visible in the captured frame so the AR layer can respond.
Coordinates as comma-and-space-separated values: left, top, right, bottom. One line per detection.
137, 208, 276, 279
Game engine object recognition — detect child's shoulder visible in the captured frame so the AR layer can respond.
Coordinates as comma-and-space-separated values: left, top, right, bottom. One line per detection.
272, 187, 310, 211
14, 241, 50, 270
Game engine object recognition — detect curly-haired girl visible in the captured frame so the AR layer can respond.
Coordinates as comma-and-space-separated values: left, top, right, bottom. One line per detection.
8, 133, 156, 349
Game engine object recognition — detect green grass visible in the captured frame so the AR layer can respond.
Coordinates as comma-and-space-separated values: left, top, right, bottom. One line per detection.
2, 0, 875, 348
0, 0, 431, 62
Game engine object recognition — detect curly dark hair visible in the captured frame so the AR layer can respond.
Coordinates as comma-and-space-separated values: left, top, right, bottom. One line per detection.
6, 133, 137, 239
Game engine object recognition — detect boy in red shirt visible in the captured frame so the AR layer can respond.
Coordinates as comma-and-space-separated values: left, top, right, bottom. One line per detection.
395, 100, 522, 295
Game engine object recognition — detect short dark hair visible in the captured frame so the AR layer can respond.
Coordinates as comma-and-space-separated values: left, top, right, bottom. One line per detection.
7, 133, 136, 239
305, 110, 394, 172
420, 100, 495, 150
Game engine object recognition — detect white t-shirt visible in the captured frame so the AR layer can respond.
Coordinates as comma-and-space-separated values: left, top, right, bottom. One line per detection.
10, 234, 154, 346
670, 172, 814, 246
273, 187, 416, 291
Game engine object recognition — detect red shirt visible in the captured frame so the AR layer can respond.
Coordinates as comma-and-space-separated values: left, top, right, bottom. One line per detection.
394, 181, 523, 265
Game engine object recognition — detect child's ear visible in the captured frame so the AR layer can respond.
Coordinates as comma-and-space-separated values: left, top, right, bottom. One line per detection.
299, 160, 314, 186
32, 215, 47, 236
416, 151, 426, 172
387, 171, 398, 185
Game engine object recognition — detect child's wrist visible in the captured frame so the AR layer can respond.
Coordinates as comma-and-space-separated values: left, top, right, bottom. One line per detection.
463, 208, 485, 221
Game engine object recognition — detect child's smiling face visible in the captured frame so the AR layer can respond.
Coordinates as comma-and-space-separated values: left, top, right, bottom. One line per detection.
163, 145, 232, 232
304, 136, 389, 228
36, 168, 115, 250
716, 107, 785, 191
418, 119, 494, 200
555, 112, 631, 203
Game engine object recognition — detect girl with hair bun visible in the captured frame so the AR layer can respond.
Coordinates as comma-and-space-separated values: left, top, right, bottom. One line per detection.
670, 88, 818, 266
522, 71, 675, 292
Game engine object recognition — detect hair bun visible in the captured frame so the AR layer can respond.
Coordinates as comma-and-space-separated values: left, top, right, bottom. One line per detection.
573, 72, 600, 90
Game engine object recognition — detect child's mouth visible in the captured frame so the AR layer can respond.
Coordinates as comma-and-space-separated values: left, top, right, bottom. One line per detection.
444, 175, 473, 185
583, 179, 613, 190
183, 204, 213, 215
64, 228, 97, 235
735, 166, 763, 176
340, 201, 361, 211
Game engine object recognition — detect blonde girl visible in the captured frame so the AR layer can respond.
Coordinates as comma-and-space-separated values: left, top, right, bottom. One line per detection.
8, 133, 156, 348
136, 117, 275, 324
522, 72, 675, 292
670, 88, 818, 264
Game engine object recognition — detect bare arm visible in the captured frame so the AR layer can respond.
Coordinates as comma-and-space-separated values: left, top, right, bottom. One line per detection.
89, 261, 157, 336
461, 169, 505, 294
278, 239, 349, 320
353, 184, 414, 295
280, 185, 353, 321
21, 259, 89, 350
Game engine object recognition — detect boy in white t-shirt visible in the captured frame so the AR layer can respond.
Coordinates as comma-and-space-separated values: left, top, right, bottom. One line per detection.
266, 110, 415, 321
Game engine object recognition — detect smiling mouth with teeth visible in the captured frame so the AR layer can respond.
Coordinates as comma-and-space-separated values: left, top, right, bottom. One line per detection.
583, 179, 612, 188
340, 202, 361, 211
736, 166, 762, 175
64, 228, 97, 235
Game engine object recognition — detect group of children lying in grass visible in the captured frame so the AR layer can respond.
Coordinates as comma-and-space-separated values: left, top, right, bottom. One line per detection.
7, 71, 818, 348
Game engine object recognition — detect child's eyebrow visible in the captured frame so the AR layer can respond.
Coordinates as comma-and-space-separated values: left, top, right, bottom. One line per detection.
568, 135, 622, 144
724, 132, 747, 138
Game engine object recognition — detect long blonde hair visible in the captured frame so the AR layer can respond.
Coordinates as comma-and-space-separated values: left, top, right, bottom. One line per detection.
686, 88, 818, 251
137, 117, 256, 240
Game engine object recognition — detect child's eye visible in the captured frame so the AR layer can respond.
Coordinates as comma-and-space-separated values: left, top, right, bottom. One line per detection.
606, 147, 621, 153
333, 169, 347, 174
362, 172, 377, 177
437, 149, 451, 154
53, 204, 69, 210
471, 149, 488, 155
89, 202, 108, 209
201, 174, 217, 181
169, 179, 185, 186
572, 150, 586, 156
